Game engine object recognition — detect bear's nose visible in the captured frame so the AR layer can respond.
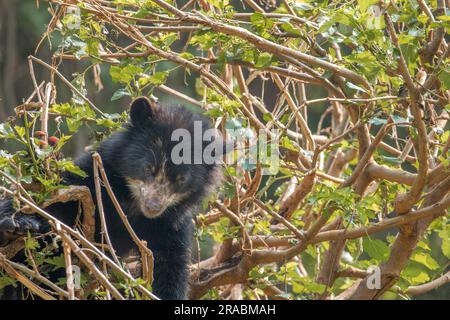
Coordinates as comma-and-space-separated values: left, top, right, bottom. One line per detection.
145, 200, 162, 212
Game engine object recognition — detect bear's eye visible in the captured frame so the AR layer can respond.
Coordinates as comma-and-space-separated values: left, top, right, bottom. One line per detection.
144, 165, 155, 176
176, 175, 187, 184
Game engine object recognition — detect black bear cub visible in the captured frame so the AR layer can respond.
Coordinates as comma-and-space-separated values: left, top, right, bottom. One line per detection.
0, 97, 222, 299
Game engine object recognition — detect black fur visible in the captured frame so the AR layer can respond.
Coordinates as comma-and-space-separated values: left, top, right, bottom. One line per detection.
0, 97, 221, 300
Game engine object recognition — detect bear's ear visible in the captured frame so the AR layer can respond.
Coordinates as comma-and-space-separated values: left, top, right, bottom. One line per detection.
130, 96, 157, 127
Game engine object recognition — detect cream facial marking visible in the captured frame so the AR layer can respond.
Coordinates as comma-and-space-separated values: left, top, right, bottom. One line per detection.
125, 169, 189, 219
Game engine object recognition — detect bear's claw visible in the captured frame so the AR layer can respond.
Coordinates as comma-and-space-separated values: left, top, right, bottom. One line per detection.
0, 215, 41, 234
0, 200, 42, 246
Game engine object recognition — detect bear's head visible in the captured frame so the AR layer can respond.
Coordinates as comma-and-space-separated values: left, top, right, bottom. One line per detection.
116, 97, 225, 219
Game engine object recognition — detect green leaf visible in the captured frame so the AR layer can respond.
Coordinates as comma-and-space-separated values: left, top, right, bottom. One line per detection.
14, 126, 25, 139
438, 227, 450, 258
225, 118, 243, 130
66, 118, 82, 132
363, 238, 390, 261
250, 12, 265, 25
161, 33, 178, 47
281, 22, 301, 35
263, 113, 273, 122
438, 67, 450, 90
110, 64, 143, 84
25, 236, 40, 250
369, 117, 387, 125
357, 0, 378, 12
59, 160, 88, 178
250, 12, 273, 29
138, 71, 169, 87
346, 82, 368, 93
280, 136, 298, 152
54, 135, 72, 152
411, 252, 439, 270
401, 262, 430, 285
255, 52, 273, 68
391, 115, 409, 124
179, 52, 194, 60
0, 123, 15, 139
0, 276, 16, 290
332, 12, 354, 27
111, 88, 131, 101
21, 175, 32, 184
44, 255, 66, 269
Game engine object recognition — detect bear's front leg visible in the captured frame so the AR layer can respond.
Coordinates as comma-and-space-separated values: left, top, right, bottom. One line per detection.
0, 199, 44, 246
152, 247, 191, 300
146, 217, 193, 300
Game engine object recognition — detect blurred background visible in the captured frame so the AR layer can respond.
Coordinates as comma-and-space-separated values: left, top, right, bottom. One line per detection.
0, 0, 447, 299
0, 1, 328, 155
